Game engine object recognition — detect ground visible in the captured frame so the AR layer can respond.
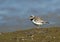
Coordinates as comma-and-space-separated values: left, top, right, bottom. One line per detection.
0, 27, 60, 42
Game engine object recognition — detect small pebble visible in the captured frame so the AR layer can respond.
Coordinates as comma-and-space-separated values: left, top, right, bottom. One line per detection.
22, 38, 25, 41
31, 37, 34, 40
53, 36, 56, 39
10, 38, 12, 40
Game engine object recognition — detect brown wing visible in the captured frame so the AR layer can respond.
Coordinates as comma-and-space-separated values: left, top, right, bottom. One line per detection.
34, 16, 44, 22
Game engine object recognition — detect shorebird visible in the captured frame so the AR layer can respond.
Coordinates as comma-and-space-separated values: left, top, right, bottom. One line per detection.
29, 15, 49, 28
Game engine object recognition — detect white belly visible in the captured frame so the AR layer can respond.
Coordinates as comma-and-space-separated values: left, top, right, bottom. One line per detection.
32, 20, 43, 25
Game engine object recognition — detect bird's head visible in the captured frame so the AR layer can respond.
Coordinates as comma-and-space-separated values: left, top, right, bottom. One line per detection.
29, 15, 35, 20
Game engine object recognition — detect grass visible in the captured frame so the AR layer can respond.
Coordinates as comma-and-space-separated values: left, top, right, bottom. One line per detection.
0, 27, 60, 42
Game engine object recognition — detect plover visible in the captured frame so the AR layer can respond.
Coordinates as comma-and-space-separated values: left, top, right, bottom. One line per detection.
29, 15, 49, 28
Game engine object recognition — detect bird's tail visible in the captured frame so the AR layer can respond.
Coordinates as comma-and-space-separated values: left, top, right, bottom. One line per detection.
45, 21, 49, 24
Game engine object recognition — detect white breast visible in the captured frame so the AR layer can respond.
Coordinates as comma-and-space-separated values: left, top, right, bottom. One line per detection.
32, 20, 43, 25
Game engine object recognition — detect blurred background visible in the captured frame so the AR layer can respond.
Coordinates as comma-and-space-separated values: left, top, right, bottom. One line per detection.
0, 0, 60, 32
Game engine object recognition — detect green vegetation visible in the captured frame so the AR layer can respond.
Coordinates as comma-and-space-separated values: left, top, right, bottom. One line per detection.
0, 27, 60, 42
